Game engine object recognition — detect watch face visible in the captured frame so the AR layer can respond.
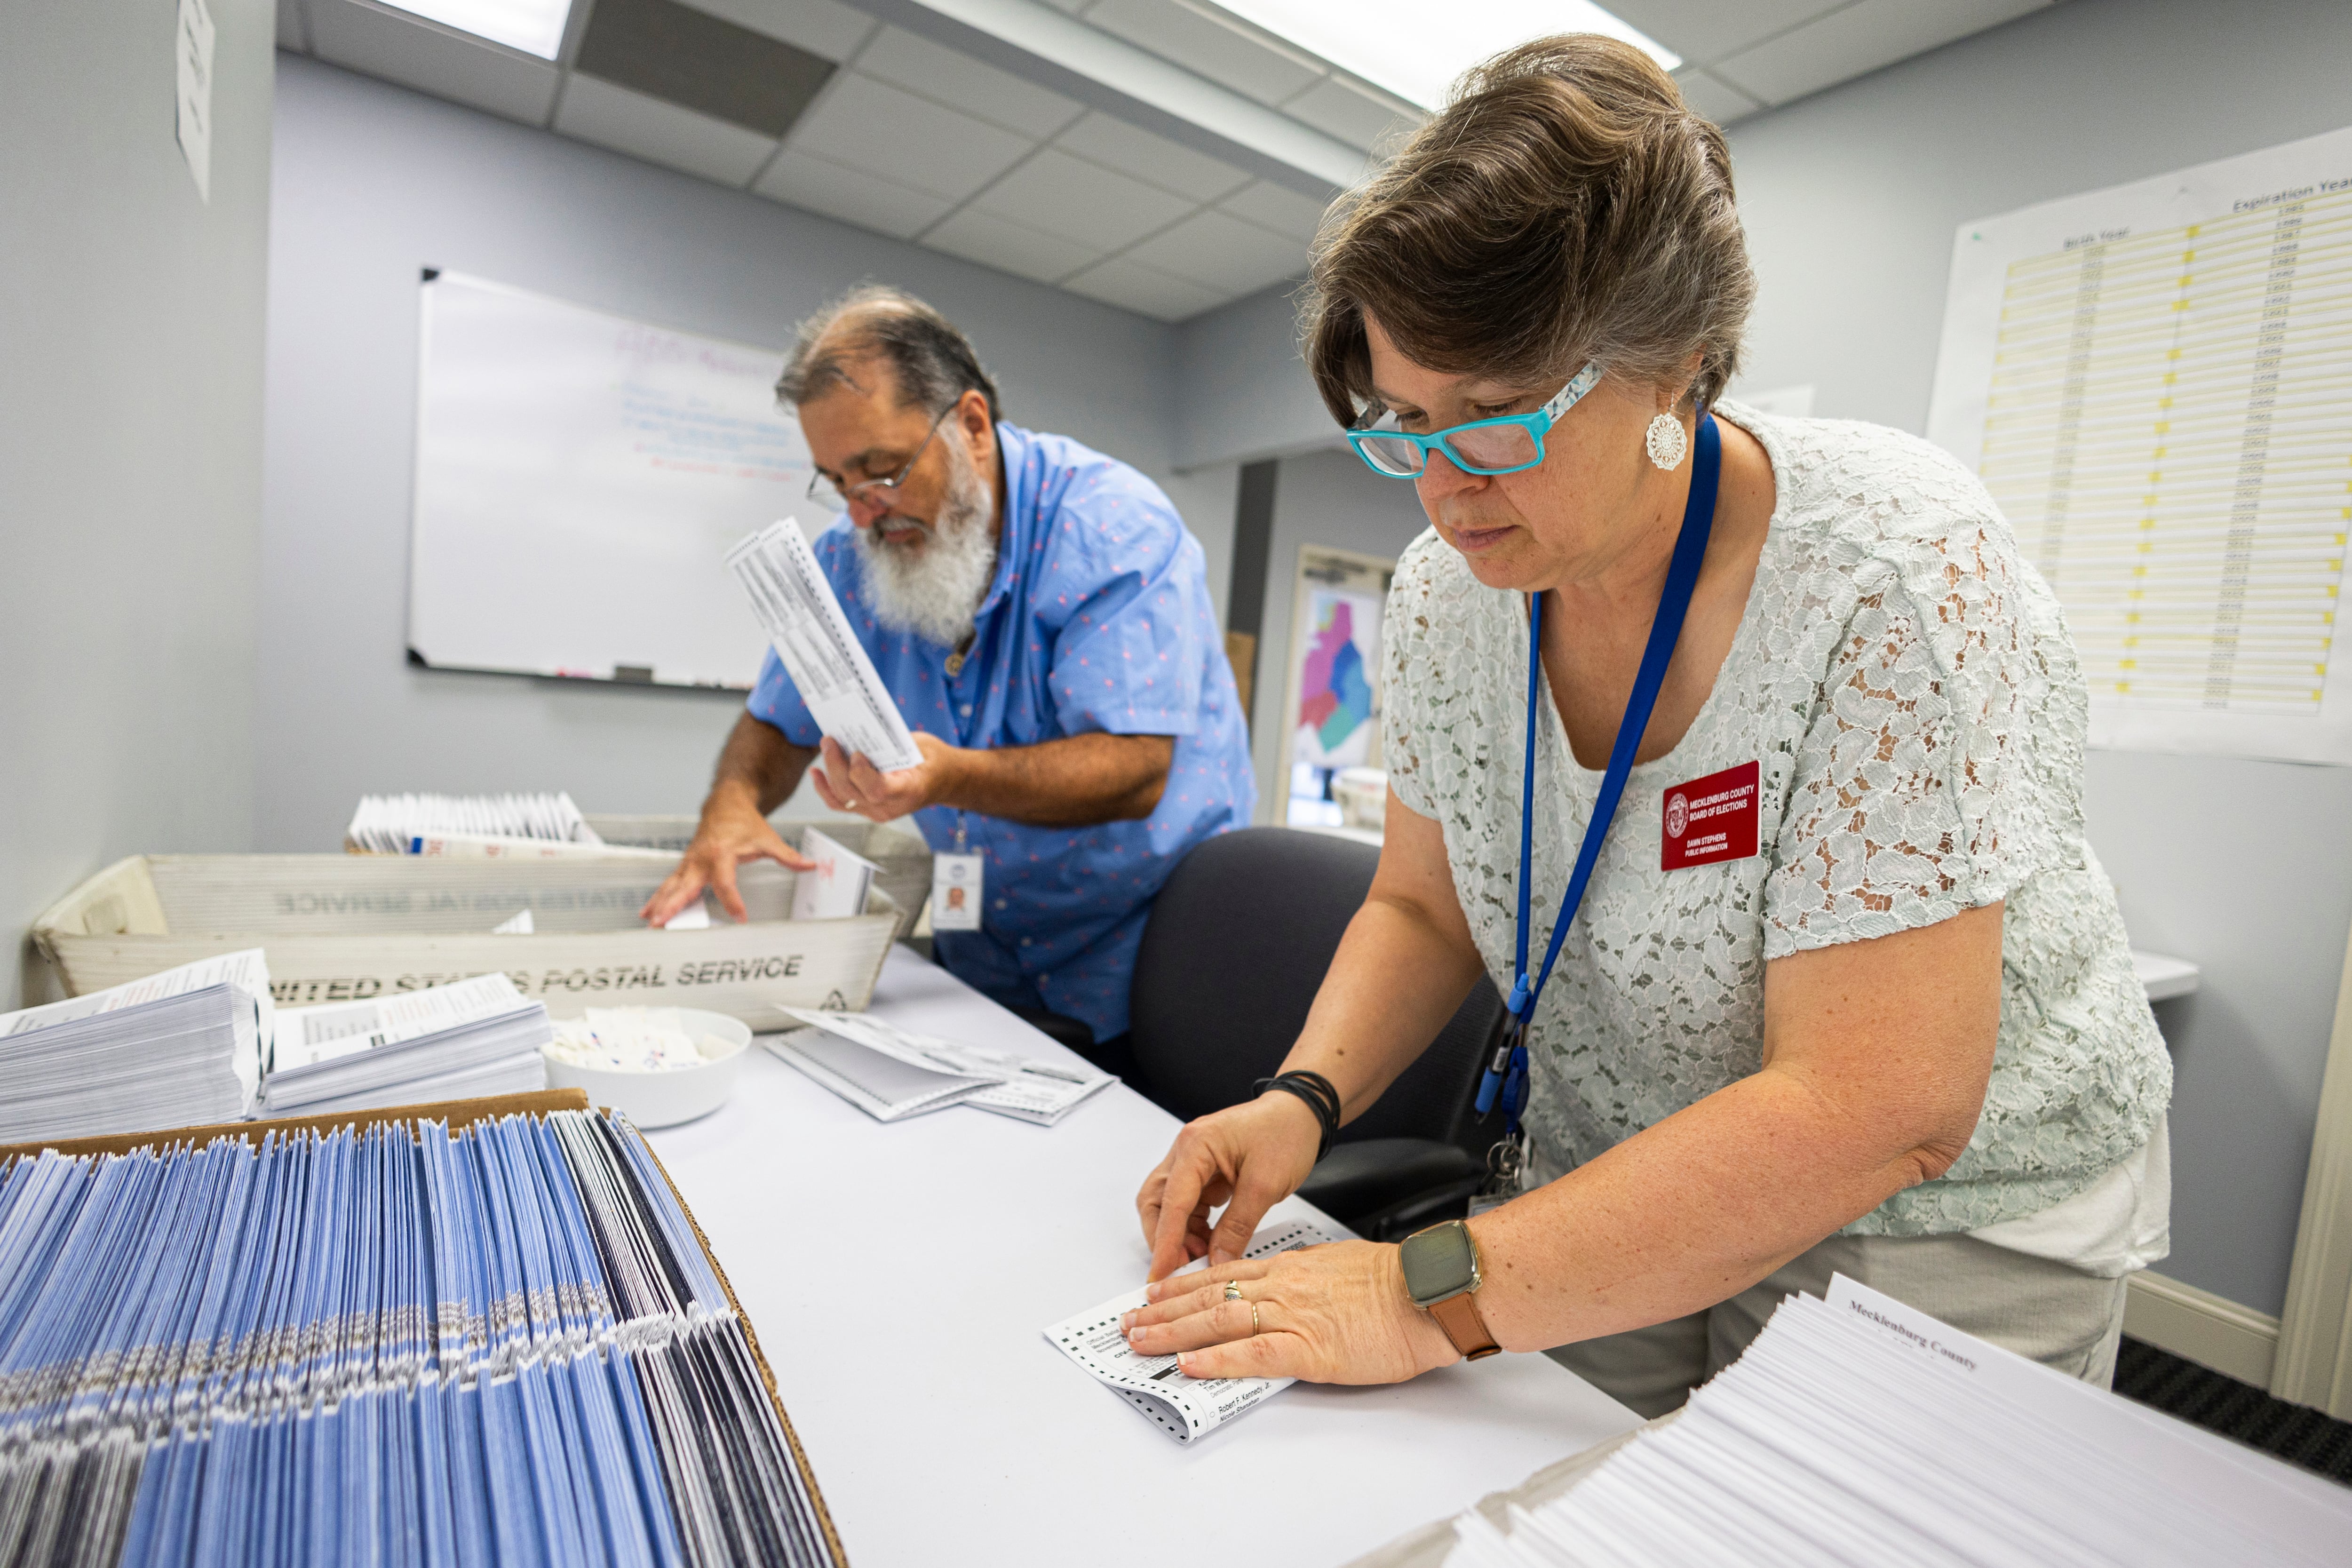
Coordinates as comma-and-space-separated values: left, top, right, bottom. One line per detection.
1400, 1222, 1478, 1308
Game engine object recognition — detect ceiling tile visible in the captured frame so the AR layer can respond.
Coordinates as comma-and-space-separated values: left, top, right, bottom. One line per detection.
1082, 0, 1323, 107
1050, 111, 1251, 203
857, 26, 1085, 140
786, 72, 1037, 202
1280, 74, 1416, 154
1712, 0, 2048, 106
671, 0, 874, 61
973, 148, 1196, 253
306, 0, 560, 125
1062, 257, 1227, 323
1599, 1, 1852, 65
1122, 207, 1304, 294
554, 74, 779, 185
1670, 66, 1764, 125
923, 208, 1104, 286
278, 0, 308, 50
1216, 180, 1327, 244
755, 148, 956, 239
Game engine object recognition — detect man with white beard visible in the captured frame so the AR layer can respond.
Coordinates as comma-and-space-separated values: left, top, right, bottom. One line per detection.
644, 287, 1255, 1068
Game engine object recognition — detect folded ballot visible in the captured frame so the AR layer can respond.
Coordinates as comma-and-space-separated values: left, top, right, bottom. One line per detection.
1043, 1218, 1337, 1444
0, 950, 269, 1140
765, 1008, 1115, 1125
728, 522, 923, 772
262, 972, 549, 1115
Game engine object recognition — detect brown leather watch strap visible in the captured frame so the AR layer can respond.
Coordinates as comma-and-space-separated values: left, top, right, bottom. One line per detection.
1428, 1290, 1501, 1361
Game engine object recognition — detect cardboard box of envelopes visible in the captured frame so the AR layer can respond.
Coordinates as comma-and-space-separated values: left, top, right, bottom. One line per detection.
30, 849, 901, 1029
0, 1086, 850, 1568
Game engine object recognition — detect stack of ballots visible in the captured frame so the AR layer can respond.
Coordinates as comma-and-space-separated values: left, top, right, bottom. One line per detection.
0, 1105, 843, 1566
262, 971, 549, 1115
345, 788, 607, 854
1438, 1274, 2352, 1568
0, 950, 266, 1142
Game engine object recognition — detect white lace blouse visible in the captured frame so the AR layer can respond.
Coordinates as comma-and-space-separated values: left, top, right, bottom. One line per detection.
1383, 402, 2172, 1236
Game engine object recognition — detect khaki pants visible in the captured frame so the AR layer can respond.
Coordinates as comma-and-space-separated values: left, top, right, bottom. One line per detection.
1545, 1232, 2131, 1419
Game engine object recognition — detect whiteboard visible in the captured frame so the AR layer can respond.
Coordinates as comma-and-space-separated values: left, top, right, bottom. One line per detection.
1925, 126, 2352, 764
407, 272, 836, 690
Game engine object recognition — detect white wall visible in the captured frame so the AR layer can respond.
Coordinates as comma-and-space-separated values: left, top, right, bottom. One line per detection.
1717, 0, 2352, 1319
259, 54, 1235, 849
1175, 280, 1336, 470
1, 0, 276, 1009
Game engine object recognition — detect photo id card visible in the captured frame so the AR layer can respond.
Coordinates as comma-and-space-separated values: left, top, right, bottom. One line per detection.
932, 853, 983, 931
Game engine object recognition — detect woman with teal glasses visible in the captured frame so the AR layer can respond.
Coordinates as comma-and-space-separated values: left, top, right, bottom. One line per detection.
1125, 33, 2171, 1417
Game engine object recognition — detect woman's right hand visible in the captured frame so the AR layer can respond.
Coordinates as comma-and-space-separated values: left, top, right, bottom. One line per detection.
1137, 1090, 1326, 1282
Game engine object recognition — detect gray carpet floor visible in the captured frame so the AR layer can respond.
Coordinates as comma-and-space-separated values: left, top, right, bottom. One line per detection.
2112, 1336, 2352, 1485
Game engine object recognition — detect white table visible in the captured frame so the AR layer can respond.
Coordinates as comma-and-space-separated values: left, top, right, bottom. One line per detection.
646, 947, 1641, 1568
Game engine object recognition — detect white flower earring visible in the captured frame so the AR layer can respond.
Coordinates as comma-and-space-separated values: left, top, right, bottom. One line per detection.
1645, 412, 1689, 470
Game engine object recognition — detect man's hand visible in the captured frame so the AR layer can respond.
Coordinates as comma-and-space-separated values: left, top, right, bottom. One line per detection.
807, 732, 964, 823
640, 795, 814, 926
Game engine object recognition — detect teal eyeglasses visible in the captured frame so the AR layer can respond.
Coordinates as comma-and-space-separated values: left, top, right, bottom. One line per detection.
1346, 361, 1604, 478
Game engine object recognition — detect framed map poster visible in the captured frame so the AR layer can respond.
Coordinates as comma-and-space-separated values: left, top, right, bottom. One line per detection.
1276, 545, 1395, 828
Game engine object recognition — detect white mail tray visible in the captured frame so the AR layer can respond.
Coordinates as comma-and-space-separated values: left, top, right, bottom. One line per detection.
31, 853, 900, 1029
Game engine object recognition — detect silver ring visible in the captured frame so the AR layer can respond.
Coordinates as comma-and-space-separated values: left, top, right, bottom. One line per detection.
1223, 1280, 1243, 1301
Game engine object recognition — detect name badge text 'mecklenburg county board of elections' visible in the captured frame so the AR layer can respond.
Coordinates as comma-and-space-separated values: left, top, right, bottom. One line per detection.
1661, 760, 1759, 871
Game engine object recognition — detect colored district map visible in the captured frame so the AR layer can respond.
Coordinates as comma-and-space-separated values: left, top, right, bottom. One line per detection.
1298, 599, 1374, 755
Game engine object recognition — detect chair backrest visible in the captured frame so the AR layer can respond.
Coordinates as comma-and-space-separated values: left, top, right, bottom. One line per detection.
1129, 827, 1501, 1155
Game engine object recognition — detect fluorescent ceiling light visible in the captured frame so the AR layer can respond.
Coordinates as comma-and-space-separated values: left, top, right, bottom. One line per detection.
378, 0, 573, 59
1211, 0, 1679, 111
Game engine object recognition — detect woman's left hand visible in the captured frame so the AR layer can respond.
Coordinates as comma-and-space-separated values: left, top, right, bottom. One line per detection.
1117, 1239, 1462, 1385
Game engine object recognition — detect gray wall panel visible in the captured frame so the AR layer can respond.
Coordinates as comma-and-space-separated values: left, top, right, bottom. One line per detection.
1, 0, 275, 1008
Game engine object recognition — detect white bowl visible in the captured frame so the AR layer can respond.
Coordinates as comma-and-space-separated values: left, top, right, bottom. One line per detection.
540, 1008, 753, 1129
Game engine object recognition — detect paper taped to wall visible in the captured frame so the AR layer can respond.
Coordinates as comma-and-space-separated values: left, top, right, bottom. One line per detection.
728, 522, 923, 772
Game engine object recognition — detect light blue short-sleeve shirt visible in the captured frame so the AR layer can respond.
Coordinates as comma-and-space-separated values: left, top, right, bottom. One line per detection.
747, 422, 1256, 1041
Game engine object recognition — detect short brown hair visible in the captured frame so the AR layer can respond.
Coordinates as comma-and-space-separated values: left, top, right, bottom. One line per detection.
777, 283, 1001, 421
1303, 35, 1752, 426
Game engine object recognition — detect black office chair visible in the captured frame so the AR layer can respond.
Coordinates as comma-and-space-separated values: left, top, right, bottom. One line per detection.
1128, 827, 1504, 1240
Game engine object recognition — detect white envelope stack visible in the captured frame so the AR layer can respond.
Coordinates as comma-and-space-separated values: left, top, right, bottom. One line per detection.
1445, 1275, 2352, 1568
262, 972, 550, 1115
0, 950, 268, 1141
346, 790, 603, 853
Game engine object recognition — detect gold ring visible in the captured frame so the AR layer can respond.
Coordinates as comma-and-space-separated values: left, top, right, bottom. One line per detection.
1223, 1280, 1243, 1301
1250, 1302, 1262, 1336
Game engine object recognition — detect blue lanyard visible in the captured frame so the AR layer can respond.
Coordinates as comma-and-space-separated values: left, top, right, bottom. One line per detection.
1475, 412, 1724, 1134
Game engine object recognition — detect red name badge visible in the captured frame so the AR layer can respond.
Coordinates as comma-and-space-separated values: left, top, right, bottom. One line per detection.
1662, 760, 1760, 871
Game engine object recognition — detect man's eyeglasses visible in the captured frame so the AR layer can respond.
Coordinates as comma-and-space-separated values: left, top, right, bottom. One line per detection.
1346, 362, 1604, 479
807, 405, 953, 511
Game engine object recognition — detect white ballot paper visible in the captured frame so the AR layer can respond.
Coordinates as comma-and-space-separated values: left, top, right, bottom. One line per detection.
1044, 1219, 1337, 1444
790, 827, 877, 920
767, 1008, 1114, 1125
727, 521, 922, 772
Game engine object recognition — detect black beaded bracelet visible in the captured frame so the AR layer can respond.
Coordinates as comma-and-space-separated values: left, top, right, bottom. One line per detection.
1254, 1070, 1340, 1162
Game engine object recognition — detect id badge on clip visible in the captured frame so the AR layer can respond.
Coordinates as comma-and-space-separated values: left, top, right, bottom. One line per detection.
931, 852, 983, 931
